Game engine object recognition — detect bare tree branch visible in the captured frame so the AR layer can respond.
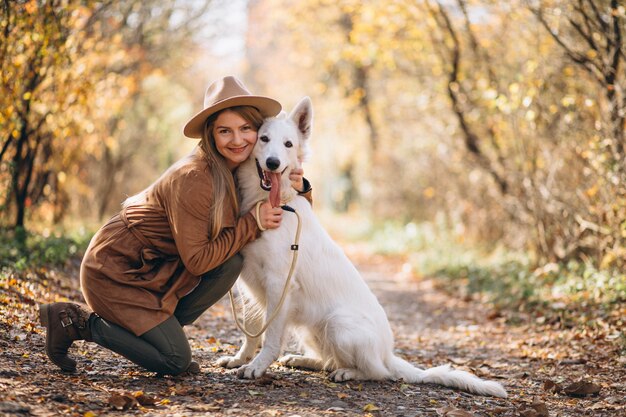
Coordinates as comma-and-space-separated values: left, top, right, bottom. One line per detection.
428, 0, 509, 194
529, 5, 606, 83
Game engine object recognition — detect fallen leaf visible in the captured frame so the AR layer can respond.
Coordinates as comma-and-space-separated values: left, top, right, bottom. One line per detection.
108, 394, 137, 411
563, 380, 601, 397
436, 407, 476, 417
337, 392, 349, 399
530, 399, 549, 417
363, 403, 380, 411
543, 379, 562, 393
135, 393, 157, 406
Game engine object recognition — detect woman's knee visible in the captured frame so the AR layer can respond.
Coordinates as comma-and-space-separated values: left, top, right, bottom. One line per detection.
141, 317, 192, 375
220, 253, 243, 280
162, 348, 192, 375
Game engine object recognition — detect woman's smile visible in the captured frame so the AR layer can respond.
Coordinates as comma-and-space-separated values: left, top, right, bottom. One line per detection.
228, 145, 250, 154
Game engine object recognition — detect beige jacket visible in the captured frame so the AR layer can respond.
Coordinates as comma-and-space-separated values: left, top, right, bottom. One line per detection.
80, 146, 262, 336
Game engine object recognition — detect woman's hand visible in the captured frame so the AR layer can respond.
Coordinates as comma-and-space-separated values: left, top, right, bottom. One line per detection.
289, 167, 305, 192
252, 201, 283, 230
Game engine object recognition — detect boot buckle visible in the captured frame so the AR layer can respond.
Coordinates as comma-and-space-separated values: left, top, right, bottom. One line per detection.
60, 316, 73, 328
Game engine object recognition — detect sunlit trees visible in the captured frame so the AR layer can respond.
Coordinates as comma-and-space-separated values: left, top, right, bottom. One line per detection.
528, 0, 626, 266
246, 0, 625, 267
1, 0, 214, 234
1, 1, 103, 237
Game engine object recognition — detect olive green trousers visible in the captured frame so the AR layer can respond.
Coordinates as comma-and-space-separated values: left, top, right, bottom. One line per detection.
88, 254, 243, 375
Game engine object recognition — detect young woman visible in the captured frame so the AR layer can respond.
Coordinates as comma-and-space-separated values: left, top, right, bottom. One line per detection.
39, 76, 312, 375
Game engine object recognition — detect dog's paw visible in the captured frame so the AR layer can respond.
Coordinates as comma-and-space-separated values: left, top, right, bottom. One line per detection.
279, 354, 324, 371
329, 368, 358, 382
278, 354, 301, 367
237, 364, 266, 379
216, 356, 246, 369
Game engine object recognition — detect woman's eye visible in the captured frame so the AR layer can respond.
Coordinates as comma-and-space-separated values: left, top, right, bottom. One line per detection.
218, 129, 230, 135
285, 141, 293, 148
260, 136, 269, 143
242, 125, 251, 131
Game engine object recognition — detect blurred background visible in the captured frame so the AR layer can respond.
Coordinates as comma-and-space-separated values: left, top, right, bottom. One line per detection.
1, 0, 626, 293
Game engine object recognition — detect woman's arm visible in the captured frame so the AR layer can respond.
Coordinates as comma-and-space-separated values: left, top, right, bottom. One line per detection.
164, 170, 260, 276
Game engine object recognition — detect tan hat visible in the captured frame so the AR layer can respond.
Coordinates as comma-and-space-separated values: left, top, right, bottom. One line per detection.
183, 76, 281, 138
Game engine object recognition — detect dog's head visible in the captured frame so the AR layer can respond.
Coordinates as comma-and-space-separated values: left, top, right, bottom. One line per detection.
251, 97, 313, 206
253, 96, 313, 174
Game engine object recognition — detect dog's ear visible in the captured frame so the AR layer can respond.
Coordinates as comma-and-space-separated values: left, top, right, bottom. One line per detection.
289, 97, 313, 142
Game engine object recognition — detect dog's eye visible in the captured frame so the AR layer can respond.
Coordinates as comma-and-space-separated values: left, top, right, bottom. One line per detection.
285, 141, 293, 148
260, 136, 269, 143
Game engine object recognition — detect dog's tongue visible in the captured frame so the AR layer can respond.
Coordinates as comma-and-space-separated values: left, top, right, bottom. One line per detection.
268, 171, 282, 208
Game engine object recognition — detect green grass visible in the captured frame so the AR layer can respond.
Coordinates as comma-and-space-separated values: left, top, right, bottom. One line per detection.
354, 218, 626, 311
0, 227, 93, 270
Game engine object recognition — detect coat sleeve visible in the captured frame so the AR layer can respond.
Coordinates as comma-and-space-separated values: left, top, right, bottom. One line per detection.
164, 169, 260, 276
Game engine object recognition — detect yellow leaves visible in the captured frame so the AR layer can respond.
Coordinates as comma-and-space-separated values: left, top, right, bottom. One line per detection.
423, 187, 435, 199
363, 403, 380, 411
561, 96, 576, 107
24, 0, 38, 15
508, 83, 520, 95
585, 184, 599, 198
600, 252, 616, 270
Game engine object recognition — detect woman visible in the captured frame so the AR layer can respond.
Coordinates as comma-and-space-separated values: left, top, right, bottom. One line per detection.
39, 76, 312, 375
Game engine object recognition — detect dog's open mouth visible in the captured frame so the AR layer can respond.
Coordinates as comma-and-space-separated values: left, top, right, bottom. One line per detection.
256, 159, 282, 208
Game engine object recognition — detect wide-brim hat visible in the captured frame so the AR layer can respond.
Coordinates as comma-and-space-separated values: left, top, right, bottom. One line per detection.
183, 76, 281, 138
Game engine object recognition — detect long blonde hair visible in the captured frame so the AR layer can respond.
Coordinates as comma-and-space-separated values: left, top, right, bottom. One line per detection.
200, 106, 264, 240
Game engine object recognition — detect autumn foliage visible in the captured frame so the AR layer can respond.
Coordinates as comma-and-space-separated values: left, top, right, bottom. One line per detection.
2, 1, 626, 276
245, 0, 626, 271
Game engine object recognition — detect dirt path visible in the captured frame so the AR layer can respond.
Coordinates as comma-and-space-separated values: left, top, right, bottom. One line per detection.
0, 245, 624, 416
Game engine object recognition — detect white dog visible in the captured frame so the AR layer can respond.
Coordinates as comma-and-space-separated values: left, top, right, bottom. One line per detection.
217, 97, 507, 398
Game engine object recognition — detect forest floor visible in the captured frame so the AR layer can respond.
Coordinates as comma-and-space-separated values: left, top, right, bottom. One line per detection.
0, 242, 624, 417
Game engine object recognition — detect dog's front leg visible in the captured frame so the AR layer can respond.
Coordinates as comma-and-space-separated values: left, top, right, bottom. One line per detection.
238, 294, 291, 379
217, 300, 262, 369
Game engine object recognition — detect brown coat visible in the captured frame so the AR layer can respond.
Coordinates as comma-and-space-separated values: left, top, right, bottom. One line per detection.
80, 146, 261, 336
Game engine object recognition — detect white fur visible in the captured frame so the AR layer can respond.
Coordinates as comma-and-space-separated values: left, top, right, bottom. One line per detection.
217, 97, 507, 399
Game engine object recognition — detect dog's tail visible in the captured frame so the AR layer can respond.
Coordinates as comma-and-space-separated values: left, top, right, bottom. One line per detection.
388, 355, 507, 398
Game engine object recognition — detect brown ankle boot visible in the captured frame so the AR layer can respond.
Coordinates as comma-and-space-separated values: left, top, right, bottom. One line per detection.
39, 302, 93, 372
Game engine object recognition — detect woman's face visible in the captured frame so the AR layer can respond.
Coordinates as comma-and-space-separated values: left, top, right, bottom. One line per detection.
212, 110, 258, 170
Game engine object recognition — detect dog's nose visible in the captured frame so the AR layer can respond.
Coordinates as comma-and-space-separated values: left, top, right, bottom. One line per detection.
266, 157, 280, 171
